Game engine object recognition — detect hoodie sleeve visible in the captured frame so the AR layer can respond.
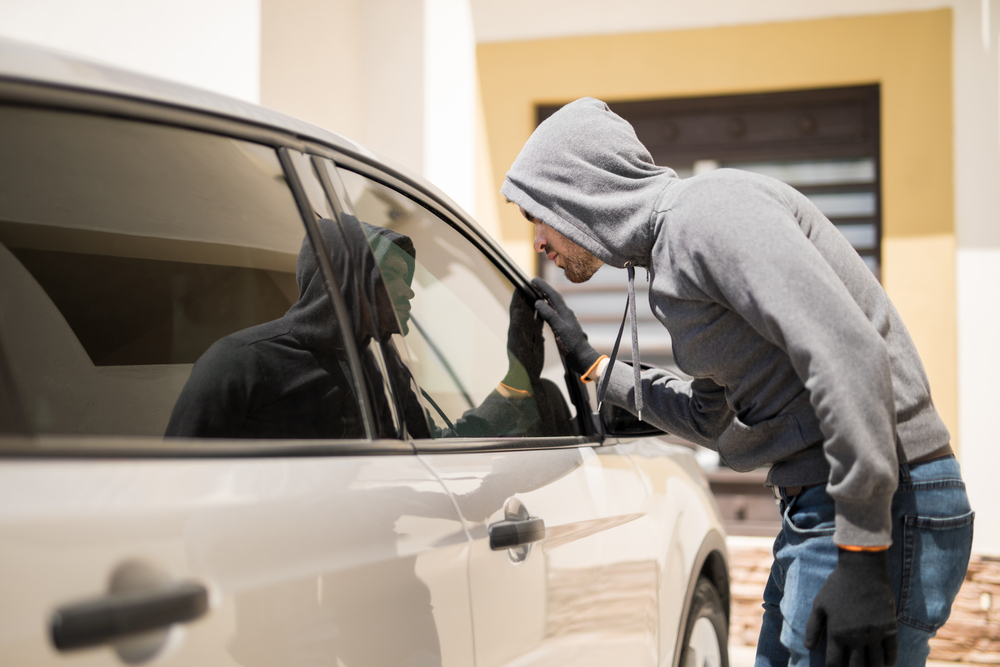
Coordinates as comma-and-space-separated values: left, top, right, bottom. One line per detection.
670, 174, 898, 547
603, 365, 734, 448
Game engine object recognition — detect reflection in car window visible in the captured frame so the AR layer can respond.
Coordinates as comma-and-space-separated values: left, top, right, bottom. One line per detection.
164, 222, 367, 439
0, 107, 362, 439
335, 168, 578, 438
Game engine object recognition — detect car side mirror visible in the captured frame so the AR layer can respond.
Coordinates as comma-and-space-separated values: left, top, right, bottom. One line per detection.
597, 361, 668, 437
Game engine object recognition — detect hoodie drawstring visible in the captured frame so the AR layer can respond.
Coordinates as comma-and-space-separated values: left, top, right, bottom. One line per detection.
596, 263, 643, 421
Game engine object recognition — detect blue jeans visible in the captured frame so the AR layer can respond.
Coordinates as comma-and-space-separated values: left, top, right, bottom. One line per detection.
754, 455, 974, 667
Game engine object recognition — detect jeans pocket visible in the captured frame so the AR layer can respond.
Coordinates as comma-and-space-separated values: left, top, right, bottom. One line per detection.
782, 490, 836, 538
898, 510, 975, 632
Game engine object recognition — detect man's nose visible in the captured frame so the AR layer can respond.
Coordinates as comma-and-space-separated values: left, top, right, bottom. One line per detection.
533, 226, 546, 253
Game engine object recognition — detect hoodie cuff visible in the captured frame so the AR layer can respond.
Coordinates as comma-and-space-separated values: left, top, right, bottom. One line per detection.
601, 360, 639, 407
580, 355, 609, 383
833, 492, 894, 548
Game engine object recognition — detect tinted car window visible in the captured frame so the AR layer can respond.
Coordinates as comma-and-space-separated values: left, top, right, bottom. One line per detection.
335, 168, 578, 438
0, 107, 362, 440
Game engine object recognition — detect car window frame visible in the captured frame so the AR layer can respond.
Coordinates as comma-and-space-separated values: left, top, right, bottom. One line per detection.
0, 82, 398, 456
311, 150, 602, 451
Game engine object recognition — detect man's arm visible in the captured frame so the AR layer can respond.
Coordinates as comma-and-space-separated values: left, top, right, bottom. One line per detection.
600, 362, 733, 447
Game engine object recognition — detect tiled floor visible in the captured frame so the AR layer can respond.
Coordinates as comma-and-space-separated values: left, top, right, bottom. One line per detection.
729, 643, 963, 666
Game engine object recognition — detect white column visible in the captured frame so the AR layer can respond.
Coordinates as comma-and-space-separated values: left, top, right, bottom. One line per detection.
358, 0, 427, 177
423, 0, 477, 214
957, 250, 1000, 555
954, 0, 1000, 555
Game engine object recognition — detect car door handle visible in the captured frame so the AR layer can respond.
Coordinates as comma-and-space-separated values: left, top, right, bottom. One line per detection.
51, 581, 209, 651
489, 516, 545, 550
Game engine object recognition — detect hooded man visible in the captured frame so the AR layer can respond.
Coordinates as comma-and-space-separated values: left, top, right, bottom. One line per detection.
501, 98, 972, 667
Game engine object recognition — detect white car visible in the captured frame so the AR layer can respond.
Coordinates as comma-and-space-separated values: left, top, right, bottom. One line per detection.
0, 38, 730, 667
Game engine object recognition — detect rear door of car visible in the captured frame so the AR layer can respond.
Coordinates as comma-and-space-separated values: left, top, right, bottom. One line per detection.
323, 161, 667, 667
0, 91, 475, 666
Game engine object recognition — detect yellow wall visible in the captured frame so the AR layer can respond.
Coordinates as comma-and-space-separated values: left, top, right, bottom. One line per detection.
478, 10, 958, 446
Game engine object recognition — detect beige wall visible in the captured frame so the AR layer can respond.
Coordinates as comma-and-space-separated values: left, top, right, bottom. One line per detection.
478, 9, 957, 444
260, 0, 364, 141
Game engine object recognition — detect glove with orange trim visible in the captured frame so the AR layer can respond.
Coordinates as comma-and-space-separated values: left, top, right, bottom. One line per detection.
805, 548, 898, 667
531, 277, 600, 376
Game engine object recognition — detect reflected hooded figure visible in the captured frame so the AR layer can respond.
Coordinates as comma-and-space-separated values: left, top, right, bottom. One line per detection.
364, 224, 415, 336
166, 214, 563, 439
165, 218, 370, 439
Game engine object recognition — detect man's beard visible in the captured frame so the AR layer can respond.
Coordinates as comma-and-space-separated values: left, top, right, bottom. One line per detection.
562, 248, 603, 283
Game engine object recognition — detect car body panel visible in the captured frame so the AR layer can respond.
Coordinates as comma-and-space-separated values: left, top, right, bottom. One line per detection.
619, 439, 729, 665
422, 445, 656, 666
0, 453, 474, 665
420, 440, 724, 667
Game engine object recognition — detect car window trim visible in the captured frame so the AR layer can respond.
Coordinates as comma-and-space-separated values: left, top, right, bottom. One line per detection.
411, 435, 600, 454
309, 155, 350, 219
0, 436, 410, 458
277, 147, 377, 440
303, 155, 417, 440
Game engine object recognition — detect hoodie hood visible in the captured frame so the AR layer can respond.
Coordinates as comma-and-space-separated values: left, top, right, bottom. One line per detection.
286, 215, 406, 352
284, 218, 353, 353
500, 97, 677, 269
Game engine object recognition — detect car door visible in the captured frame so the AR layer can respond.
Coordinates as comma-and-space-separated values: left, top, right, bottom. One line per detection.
0, 101, 475, 666
328, 164, 665, 667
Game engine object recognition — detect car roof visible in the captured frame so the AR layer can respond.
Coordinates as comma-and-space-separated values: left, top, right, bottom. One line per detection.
0, 36, 379, 159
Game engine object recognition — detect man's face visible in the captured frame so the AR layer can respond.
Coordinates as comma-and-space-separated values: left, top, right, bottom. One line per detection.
379, 249, 415, 335
520, 207, 602, 283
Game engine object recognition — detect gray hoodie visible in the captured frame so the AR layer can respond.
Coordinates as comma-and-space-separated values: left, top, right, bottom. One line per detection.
501, 97, 950, 547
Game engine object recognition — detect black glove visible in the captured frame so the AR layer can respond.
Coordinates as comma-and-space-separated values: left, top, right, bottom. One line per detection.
501, 288, 544, 394
531, 277, 600, 375
805, 548, 898, 667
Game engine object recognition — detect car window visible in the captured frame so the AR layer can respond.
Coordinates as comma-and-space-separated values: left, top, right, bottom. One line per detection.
0, 106, 364, 440
334, 167, 579, 438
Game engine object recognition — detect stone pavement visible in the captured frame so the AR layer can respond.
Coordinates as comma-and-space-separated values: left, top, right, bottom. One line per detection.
728, 644, 960, 667
725, 536, 1000, 665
